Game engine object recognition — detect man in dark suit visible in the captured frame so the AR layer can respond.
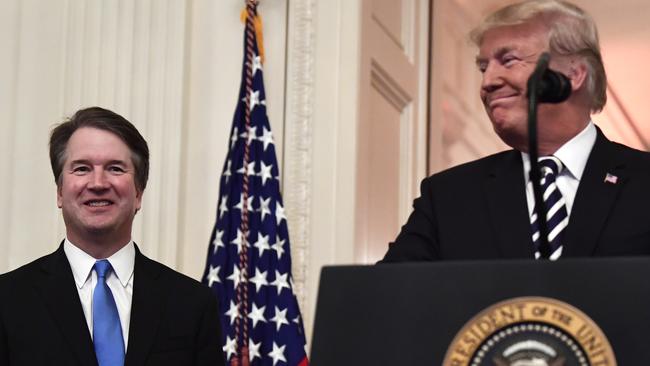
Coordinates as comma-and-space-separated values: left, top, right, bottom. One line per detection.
0, 107, 225, 365
383, 0, 650, 262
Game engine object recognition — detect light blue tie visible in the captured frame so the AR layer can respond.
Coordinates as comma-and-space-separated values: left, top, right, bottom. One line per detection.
93, 260, 125, 366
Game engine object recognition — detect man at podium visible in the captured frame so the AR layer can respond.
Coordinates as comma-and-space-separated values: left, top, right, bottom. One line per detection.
382, 0, 650, 262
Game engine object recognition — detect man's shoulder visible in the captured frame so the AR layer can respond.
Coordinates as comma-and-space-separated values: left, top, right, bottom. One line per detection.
0, 250, 63, 313
606, 139, 650, 162
597, 137, 650, 180
0, 250, 60, 285
135, 252, 212, 297
426, 149, 518, 183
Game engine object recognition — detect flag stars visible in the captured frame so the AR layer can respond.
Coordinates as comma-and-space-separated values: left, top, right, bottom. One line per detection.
275, 202, 287, 225
259, 161, 273, 186
254, 233, 271, 257
259, 127, 274, 151
249, 338, 262, 362
212, 230, 225, 254
222, 336, 237, 360
227, 264, 245, 288
270, 270, 290, 295
248, 303, 267, 327
251, 54, 263, 76
258, 196, 271, 221
234, 194, 255, 212
223, 160, 232, 183
271, 306, 289, 332
240, 92, 266, 111
250, 268, 269, 292
230, 127, 239, 148
246, 126, 258, 144
206, 30, 310, 363
268, 342, 287, 366
206, 265, 221, 287
248, 90, 261, 112
218, 196, 228, 219
272, 236, 285, 260
237, 161, 257, 177
230, 229, 250, 254
225, 301, 239, 325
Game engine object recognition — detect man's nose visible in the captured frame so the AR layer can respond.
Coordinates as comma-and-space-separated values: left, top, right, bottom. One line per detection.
88, 169, 109, 190
481, 63, 504, 94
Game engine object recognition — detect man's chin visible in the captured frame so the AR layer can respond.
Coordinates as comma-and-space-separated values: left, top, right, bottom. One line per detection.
492, 123, 528, 150
79, 220, 118, 236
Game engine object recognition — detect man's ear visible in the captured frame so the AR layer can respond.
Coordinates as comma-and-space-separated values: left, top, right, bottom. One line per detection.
57, 184, 63, 208
134, 188, 143, 214
567, 59, 588, 92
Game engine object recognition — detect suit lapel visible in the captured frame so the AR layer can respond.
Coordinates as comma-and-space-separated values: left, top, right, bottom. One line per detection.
564, 130, 625, 256
34, 245, 98, 366
125, 246, 167, 366
484, 151, 535, 259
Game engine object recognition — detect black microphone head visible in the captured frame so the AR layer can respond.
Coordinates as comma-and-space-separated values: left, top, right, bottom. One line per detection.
538, 69, 571, 103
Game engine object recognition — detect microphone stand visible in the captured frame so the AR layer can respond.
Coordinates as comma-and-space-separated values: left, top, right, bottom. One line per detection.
527, 52, 552, 259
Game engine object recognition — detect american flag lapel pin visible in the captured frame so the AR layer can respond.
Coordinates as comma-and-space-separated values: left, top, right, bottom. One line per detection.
604, 173, 618, 184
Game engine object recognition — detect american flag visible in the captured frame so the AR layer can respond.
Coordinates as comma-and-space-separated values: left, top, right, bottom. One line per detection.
201, 2, 309, 366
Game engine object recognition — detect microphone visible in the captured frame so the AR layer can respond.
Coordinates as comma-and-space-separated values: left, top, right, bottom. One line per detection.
527, 51, 573, 259
527, 52, 572, 103
537, 68, 571, 103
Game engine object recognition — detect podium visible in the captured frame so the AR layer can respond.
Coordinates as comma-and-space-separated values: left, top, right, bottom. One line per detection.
310, 258, 650, 365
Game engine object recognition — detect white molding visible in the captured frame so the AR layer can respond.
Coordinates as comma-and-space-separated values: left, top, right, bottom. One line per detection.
286, 0, 364, 344
370, 60, 411, 110
284, 0, 316, 320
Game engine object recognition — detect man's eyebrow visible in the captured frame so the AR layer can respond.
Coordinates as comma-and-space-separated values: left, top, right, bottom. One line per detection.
69, 159, 128, 166
69, 159, 91, 166
493, 46, 514, 58
106, 160, 128, 166
476, 46, 516, 65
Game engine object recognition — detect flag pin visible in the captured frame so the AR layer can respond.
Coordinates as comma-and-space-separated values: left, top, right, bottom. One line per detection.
604, 173, 618, 184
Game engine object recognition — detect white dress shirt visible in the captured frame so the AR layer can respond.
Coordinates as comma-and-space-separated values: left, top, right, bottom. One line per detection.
521, 121, 597, 217
64, 239, 135, 349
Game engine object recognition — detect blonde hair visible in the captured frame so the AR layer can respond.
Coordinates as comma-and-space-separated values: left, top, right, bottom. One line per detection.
470, 0, 606, 112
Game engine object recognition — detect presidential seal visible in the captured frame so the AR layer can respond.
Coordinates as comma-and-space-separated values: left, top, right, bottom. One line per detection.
443, 297, 616, 366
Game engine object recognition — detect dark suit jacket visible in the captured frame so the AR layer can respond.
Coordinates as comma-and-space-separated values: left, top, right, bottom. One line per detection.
382, 129, 650, 262
0, 244, 225, 366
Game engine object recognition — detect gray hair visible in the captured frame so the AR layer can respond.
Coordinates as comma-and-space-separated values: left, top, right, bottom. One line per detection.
470, 0, 606, 112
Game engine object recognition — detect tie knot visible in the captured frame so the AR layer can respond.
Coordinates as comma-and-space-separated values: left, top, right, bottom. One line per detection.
538, 156, 563, 177
94, 260, 113, 279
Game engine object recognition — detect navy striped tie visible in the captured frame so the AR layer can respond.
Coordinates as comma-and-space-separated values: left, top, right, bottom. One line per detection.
530, 157, 568, 260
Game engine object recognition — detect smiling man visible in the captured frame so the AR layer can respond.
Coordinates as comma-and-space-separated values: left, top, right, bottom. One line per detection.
56, 126, 144, 259
0, 107, 225, 366
382, 0, 650, 262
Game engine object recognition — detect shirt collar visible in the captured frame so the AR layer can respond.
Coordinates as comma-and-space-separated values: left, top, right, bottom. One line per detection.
63, 239, 136, 288
522, 121, 597, 182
